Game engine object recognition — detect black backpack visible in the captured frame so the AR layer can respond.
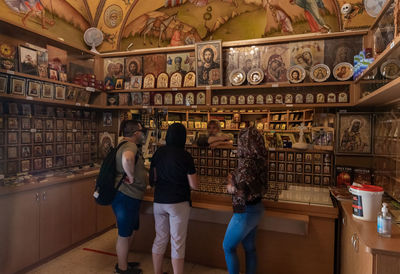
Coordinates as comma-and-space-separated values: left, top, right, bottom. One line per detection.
94, 141, 129, 205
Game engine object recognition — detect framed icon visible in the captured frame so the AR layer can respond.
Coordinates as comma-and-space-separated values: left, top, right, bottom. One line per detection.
195, 40, 223, 87
10, 76, 26, 96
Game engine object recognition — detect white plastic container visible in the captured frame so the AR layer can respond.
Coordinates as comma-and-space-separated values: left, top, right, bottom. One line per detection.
349, 184, 384, 221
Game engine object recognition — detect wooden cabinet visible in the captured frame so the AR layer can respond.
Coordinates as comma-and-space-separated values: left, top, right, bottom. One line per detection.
0, 190, 40, 274
71, 179, 96, 243
39, 183, 72, 259
96, 204, 115, 232
340, 212, 373, 274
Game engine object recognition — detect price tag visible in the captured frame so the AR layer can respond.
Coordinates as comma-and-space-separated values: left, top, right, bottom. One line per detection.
172, 88, 178, 91
390, 41, 395, 49
272, 83, 279, 88
26, 96, 33, 101
191, 105, 197, 109
39, 179, 49, 183
30, 129, 37, 133
143, 105, 149, 109
84, 104, 90, 107
86, 87, 95, 92
6, 70, 15, 75
269, 148, 276, 151
72, 129, 77, 133
286, 104, 293, 107
75, 103, 81, 106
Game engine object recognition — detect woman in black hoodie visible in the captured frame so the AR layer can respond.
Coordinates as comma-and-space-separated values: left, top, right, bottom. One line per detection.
149, 123, 198, 274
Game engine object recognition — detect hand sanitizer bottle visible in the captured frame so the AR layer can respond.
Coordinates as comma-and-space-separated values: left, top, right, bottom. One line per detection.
377, 203, 392, 237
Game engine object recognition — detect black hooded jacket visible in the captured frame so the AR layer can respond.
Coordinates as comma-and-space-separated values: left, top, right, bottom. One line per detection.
150, 123, 196, 204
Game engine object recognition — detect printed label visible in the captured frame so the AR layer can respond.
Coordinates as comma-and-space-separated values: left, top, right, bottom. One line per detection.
6, 70, 15, 75
352, 194, 363, 217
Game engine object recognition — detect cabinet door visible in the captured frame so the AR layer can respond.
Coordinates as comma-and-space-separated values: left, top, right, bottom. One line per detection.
39, 183, 72, 259
340, 213, 373, 274
0, 191, 40, 274
96, 204, 115, 232
71, 178, 96, 243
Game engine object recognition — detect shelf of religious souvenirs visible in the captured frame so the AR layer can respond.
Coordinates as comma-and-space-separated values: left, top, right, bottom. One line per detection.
0, 101, 99, 176
0, 69, 104, 108
0, 164, 100, 192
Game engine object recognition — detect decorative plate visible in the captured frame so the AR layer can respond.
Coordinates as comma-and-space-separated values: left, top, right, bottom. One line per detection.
364, 0, 386, 17
185, 92, 195, 105
247, 95, 255, 105
154, 93, 163, 105
247, 68, 264, 85
256, 95, 264, 104
338, 92, 348, 103
285, 94, 293, 104
287, 65, 306, 83
306, 93, 314, 104
275, 94, 283, 104
327, 93, 336, 103
221, 96, 228, 105
333, 62, 354, 81
310, 64, 330, 82
229, 95, 237, 105
197, 92, 206, 105
170, 72, 183, 88
266, 94, 273, 104
212, 96, 219, 105
143, 74, 155, 89
380, 59, 400, 79
175, 93, 184, 105
157, 72, 169, 88
238, 95, 246, 105
164, 93, 173, 105
316, 93, 325, 103
229, 69, 246, 86
183, 72, 196, 87
295, 94, 303, 104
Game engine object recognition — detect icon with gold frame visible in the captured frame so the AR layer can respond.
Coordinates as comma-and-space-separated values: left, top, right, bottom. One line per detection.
170, 72, 183, 88
183, 71, 196, 87
157, 72, 169, 88
143, 73, 156, 89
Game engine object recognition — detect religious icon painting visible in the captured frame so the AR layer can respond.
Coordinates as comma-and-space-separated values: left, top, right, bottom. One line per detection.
0, 74, 7, 93
42, 82, 54, 99
337, 113, 373, 155
195, 40, 223, 87
143, 54, 167, 77
27, 80, 41, 97
338, 92, 348, 103
289, 41, 324, 72
220, 96, 228, 105
157, 72, 169, 88
196, 92, 206, 105
175, 93, 184, 105
170, 72, 183, 88
260, 45, 289, 82
256, 95, 264, 104
183, 72, 196, 87
19, 45, 38, 76
185, 92, 195, 105
229, 95, 237, 105
55, 85, 66, 100
327, 93, 336, 103
295, 94, 304, 104
306, 93, 314, 104
265, 94, 273, 104
212, 96, 219, 105
125, 56, 143, 79
166, 52, 195, 76
310, 64, 330, 82
143, 73, 156, 89
275, 94, 283, 104
316, 93, 325, 103
285, 94, 293, 104
10, 76, 26, 96
154, 93, 163, 105
247, 95, 255, 105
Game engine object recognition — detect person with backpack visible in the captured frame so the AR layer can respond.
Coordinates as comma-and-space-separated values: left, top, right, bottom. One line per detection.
149, 123, 199, 274
223, 126, 268, 274
112, 120, 148, 274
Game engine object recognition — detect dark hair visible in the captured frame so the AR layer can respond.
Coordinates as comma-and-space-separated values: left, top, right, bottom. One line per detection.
166, 123, 186, 148
174, 56, 182, 63
119, 120, 142, 137
203, 48, 214, 60
207, 120, 221, 131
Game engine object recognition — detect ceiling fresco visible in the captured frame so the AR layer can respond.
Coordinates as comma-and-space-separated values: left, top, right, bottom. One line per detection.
0, 0, 378, 52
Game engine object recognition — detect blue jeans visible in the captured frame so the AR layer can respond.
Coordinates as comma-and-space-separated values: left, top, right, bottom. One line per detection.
112, 191, 141, 237
223, 202, 264, 274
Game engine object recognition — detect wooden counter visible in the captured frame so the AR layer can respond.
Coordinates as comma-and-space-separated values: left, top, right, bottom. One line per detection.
0, 170, 116, 274
339, 201, 400, 274
133, 190, 339, 274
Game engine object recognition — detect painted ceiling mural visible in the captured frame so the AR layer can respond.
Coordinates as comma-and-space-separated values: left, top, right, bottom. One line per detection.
0, 0, 378, 52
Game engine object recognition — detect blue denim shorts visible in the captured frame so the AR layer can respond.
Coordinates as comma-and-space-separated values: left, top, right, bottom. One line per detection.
112, 191, 141, 237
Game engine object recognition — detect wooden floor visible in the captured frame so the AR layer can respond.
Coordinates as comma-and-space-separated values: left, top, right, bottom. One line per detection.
28, 228, 227, 274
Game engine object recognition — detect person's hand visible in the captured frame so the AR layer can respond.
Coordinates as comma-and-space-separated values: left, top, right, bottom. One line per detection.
227, 183, 237, 194
124, 176, 134, 185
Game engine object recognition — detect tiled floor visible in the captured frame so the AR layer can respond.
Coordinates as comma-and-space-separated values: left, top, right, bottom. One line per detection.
28, 228, 227, 274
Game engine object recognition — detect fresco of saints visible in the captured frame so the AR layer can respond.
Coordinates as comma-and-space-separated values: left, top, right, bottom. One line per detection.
289, 0, 331, 32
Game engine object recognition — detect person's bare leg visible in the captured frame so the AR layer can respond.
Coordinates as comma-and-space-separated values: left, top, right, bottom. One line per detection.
152, 253, 164, 274
172, 258, 184, 274
116, 236, 130, 270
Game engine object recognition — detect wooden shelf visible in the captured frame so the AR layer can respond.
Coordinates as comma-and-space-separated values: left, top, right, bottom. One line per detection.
368, 0, 395, 31
0, 69, 103, 92
0, 20, 96, 56
356, 77, 400, 106
354, 36, 400, 83
101, 30, 367, 57
0, 93, 103, 109
107, 81, 353, 93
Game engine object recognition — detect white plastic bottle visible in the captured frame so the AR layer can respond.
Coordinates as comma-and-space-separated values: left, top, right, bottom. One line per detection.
377, 203, 392, 237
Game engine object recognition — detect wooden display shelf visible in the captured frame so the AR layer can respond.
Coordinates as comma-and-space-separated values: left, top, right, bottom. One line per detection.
102, 30, 366, 57
107, 81, 353, 93
0, 69, 103, 92
356, 76, 400, 106
354, 35, 400, 83
0, 93, 103, 109
0, 20, 96, 56
368, 0, 395, 31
